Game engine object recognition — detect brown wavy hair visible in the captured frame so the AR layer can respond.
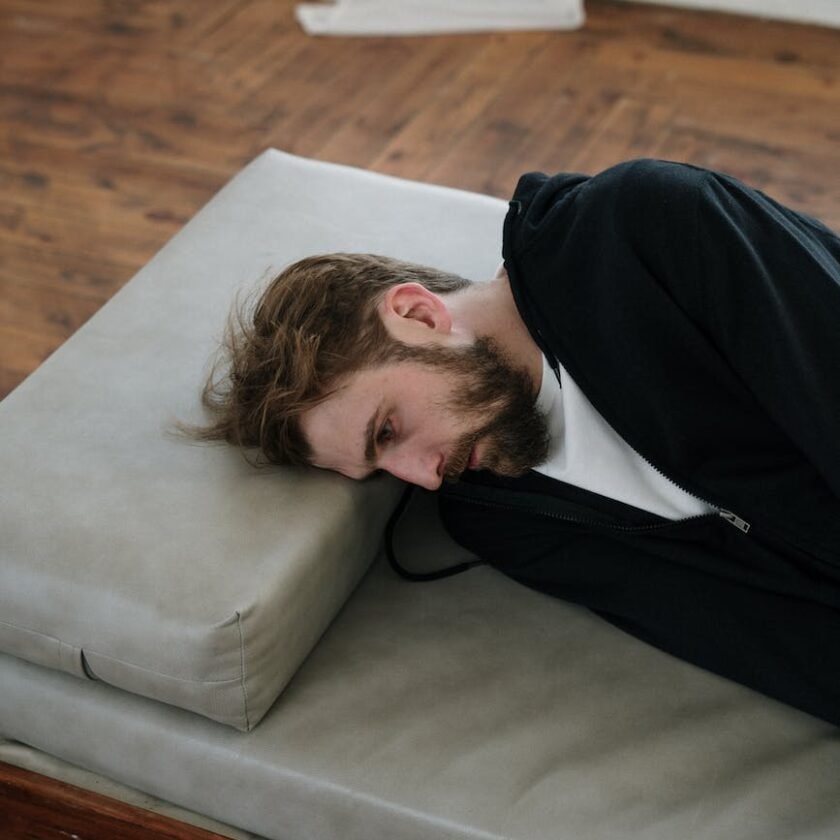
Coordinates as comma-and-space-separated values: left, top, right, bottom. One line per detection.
188, 253, 471, 465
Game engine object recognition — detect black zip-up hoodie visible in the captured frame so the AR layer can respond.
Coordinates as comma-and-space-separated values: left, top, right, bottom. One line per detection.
439, 159, 840, 725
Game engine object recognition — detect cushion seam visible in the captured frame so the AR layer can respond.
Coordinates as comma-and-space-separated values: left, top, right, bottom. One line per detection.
236, 610, 251, 729
81, 649, 246, 686
0, 617, 68, 648
0, 618, 244, 686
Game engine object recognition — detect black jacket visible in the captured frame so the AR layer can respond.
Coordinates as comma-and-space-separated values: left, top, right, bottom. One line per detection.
439, 160, 840, 725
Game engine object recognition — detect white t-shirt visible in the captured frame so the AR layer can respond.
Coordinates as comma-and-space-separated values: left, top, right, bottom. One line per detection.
533, 355, 715, 520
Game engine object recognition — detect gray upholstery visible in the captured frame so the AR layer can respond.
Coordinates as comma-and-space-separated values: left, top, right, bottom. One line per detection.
1, 494, 837, 840
0, 150, 503, 730
1, 150, 838, 839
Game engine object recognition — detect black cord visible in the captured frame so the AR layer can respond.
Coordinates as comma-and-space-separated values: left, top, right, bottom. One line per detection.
384, 484, 484, 582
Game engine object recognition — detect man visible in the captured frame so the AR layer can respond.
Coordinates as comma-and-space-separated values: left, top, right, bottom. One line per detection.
196, 159, 840, 725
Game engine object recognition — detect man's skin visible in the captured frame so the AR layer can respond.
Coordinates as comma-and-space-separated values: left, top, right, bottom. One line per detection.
300, 266, 543, 489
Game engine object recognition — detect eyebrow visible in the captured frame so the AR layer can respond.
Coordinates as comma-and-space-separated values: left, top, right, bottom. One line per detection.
363, 403, 382, 468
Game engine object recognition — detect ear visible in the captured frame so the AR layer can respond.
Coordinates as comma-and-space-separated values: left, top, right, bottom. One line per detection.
379, 283, 453, 345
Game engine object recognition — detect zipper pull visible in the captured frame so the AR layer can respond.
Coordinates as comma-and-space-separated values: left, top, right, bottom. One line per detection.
719, 509, 751, 534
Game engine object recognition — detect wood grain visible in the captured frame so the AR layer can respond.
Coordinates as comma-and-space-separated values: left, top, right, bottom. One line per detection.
2, 0, 840, 398
0, 761, 235, 839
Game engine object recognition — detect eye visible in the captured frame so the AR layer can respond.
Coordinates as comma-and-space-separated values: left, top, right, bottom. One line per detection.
376, 419, 395, 447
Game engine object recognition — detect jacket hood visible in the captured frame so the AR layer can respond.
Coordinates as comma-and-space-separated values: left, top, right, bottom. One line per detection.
502, 170, 589, 365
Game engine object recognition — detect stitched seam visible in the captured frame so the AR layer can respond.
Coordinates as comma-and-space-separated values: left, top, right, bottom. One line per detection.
236, 610, 250, 730
0, 617, 68, 646
79, 650, 245, 685
0, 617, 243, 686
694, 170, 714, 328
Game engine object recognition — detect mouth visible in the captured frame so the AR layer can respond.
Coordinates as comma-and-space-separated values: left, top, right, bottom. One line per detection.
467, 445, 480, 471
443, 442, 479, 482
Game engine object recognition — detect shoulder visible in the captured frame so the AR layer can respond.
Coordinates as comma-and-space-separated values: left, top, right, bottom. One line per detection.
513, 158, 713, 224
571, 159, 714, 244
582, 158, 711, 207
506, 159, 715, 258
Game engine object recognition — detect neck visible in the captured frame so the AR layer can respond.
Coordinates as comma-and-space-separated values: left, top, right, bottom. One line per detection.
446, 267, 543, 394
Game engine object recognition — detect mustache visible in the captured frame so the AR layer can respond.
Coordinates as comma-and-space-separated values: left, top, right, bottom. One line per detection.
403, 334, 549, 482
443, 428, 482, 482
444, 389, 550, 483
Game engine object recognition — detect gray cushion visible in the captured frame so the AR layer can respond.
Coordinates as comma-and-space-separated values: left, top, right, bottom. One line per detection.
0, 150, 506, 730
1, 496, 837, 840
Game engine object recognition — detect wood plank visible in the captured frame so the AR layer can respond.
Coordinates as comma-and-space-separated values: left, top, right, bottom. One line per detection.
585, 0, 840, 66
372, 32, 552, 185
0, 239, 135, 298
0, 0, 836, 400
314, 36, 479, 168
0, 275, 106, 343
424, 41, 634, 195
0, 761, 235, 840
0, 324, 67, 383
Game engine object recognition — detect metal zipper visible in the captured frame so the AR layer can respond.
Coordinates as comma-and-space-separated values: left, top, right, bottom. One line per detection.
719, 510, 751, 533
540, 349, 752, 535
447, 486, 716, 536
508, 256, 754, 538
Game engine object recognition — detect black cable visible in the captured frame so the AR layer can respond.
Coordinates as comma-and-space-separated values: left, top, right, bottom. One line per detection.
384, 484, 484, 582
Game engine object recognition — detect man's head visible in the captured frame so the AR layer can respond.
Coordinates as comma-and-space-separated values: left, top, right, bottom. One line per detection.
197, 253, 549, 487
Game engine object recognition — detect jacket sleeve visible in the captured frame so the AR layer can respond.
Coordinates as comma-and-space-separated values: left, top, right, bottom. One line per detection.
618, 161, 840, 501
438, 482, 840, 727
691, 169, 840, 500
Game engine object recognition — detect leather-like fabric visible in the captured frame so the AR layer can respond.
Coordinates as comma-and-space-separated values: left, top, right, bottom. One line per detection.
1, 494, 838, 840
0, 150, 504, 730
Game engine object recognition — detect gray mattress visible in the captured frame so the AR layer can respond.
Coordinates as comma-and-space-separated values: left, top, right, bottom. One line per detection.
1, 150, 839, 840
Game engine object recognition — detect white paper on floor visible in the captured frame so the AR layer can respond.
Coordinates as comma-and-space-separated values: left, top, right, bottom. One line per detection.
296, 0, 585, 36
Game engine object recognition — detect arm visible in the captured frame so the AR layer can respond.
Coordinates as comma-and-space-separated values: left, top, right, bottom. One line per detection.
612, 160, 840, 500
690, 169, 840, 499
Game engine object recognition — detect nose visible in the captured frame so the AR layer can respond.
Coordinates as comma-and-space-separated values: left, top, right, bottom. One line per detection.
380, 448, 443, 491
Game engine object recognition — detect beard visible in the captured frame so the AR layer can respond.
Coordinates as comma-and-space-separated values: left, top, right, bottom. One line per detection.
391, 336, 550, 481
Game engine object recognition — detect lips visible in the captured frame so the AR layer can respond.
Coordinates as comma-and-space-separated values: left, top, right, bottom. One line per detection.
468, 445, 479, 470
445, 438, 481, 481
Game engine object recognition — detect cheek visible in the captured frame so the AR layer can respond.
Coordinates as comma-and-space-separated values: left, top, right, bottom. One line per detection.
437, 404, 480, 443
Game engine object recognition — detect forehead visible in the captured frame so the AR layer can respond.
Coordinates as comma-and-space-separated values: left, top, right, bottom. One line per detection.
298, 364, 398, 478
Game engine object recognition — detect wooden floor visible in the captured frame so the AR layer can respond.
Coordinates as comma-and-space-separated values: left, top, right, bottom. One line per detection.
1, 0, 840, 399
0, 760, 238, 840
